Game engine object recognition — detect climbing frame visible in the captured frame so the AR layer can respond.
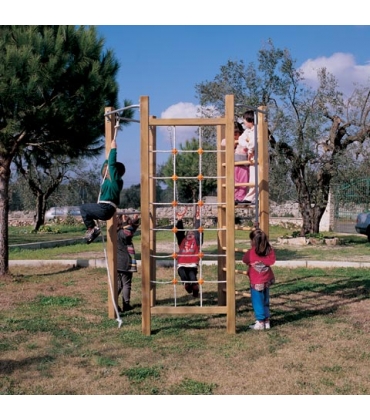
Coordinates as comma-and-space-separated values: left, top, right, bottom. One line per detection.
139, 95, 269, 335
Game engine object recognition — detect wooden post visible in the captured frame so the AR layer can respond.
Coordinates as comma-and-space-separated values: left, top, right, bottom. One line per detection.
258, 106, 269, 236
149, 120, 157, 307
105, 107, 118, 319
225, 94, 236, 334
217, 124, 226, 305
140, 96, 151, 335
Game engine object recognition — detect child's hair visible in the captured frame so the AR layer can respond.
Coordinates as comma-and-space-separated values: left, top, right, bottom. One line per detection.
250, 228, 272, 256
234, 121, 244, 134
101, 162, 126, 178
116, 162, 126, 177
117, 214, 132, 231
243, 110, 254, 124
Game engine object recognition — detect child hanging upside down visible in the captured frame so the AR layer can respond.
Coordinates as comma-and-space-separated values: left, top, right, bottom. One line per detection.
80, 138, 125, 244
175, 207, 203, 297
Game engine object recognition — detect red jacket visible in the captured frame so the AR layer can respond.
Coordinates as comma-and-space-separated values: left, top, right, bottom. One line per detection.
242, 247, 276, 285
177, 237, 200, 265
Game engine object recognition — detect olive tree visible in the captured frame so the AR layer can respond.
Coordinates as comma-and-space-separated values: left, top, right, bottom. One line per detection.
196, 40, 370, 234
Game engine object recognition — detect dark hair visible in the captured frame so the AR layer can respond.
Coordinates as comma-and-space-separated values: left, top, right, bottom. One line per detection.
249, 228, 272, 256
234, 121, 244, 134
117, 214, 132, 231
243, 110, 254, 124
116, 162, 125, 177
101, 161, 125, 178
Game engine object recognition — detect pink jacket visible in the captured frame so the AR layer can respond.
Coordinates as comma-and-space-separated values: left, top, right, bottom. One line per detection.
242, 247, 276, 286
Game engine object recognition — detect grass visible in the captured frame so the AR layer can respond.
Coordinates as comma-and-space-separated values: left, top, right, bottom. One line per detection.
8, 224, 370, 262
0, 263, 369, 395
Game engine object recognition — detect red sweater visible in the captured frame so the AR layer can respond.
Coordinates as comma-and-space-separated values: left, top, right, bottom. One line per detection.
177, 237, 199, 266
242, 247, 276, 285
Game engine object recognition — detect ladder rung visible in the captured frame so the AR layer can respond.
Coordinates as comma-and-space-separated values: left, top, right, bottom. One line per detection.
222, 268, 248, 275
222, 288, 251, 298
222, 160, 253, 167
222, 182, 255, 187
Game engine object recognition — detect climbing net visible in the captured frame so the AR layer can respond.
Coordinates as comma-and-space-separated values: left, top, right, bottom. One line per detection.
149, 126, 227, 307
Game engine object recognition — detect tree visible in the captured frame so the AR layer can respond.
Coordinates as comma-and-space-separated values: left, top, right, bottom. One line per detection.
196, 40, 370, 234
158, 138, 217, 203
12, 98, 135, 231
120, 184, 141, 209
0, 25, 120, 275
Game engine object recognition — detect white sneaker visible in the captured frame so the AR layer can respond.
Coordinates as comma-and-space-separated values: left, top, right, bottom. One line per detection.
249, 320, 265, 330
264, 320, 270, 329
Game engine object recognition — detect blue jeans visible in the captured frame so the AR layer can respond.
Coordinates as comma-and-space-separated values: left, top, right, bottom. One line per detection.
80, 203, 116, 229
250, 287, 270, 321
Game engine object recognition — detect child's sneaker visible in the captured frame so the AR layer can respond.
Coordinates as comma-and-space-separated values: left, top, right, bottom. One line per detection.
184, 283, 193, 294
264, 319, 271, 329
249, 320, 265, 330
85, 226, 101, 244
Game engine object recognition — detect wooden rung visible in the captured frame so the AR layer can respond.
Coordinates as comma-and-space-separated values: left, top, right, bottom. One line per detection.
222, 268, 248, 275
222, 182, 255, 187
235, 247, 248, 253
222, 288, 251, 298
222, 160, 253, 167
220, 226, 252, 230
221, 246, 249, 252
235, 226, 253, 231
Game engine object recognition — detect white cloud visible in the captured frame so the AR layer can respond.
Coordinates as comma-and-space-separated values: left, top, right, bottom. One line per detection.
300, 53, 370, 96
159, 102, 211, 146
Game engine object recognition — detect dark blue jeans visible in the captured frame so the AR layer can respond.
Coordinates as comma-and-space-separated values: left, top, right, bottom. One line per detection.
80, 203, 116, 229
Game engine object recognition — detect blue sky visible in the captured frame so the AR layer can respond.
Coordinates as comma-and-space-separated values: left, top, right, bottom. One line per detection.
94, 25, 370, 186
5, 3, 370, 189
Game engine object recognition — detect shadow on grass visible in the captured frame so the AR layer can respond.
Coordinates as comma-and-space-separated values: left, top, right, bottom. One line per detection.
0, 355, 56, 374
270, 272, 370, 327
146, 271, 370, 333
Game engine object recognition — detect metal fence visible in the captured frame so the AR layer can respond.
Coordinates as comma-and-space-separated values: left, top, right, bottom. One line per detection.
333, 178, 370, 233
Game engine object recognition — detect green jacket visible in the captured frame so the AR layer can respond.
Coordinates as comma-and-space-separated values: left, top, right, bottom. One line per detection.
99, 148, 123, 206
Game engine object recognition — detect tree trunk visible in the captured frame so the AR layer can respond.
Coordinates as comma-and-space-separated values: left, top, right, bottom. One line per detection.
33, 192, 47, 231
0, 158, 11, 275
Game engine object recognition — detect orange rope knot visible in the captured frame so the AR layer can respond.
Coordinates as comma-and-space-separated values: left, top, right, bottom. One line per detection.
197, 227, 204, 233
172, 148, 178, 155
172, 227, 178, 233
197, 148, 204, 155
198, 252, 204, 258
171, 174, 178, 181
171, 200, 178, 207
172, 252, 178, 259
172, 278, 178, 285
197, 200, 204, 207
197, 174, 204, 181
198, 278, 204, 285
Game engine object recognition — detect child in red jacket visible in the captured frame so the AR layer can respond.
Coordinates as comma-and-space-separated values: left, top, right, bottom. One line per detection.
242, 229, 276, 330
175, 208, 203, 297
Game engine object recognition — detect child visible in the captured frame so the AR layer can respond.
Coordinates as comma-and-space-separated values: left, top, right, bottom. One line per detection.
80, 138, 125, 244
242, 228, 276, 330
175, 208, 203, 297
117, 213, 140, 312
221, 121, 249, 203
238, 110, 256, 204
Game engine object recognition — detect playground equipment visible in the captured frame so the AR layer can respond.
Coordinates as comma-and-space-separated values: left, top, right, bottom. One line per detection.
103, 95, 269, 334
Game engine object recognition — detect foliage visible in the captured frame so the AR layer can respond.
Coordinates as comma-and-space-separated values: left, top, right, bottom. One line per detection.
120, 183, 141, 209
0, 25, 121, 274
195, 39, 370, 234
158, 138, 217, 202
